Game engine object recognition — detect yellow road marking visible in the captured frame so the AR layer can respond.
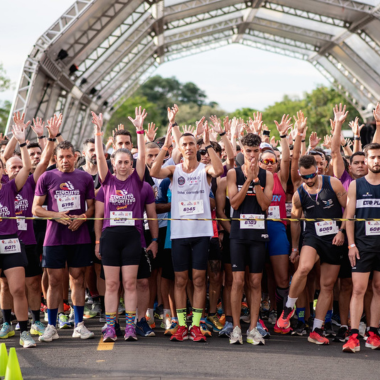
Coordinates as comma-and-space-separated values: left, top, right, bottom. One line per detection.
97, 336, 114, 351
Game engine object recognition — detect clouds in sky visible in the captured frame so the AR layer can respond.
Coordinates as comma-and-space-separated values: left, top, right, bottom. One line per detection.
0, 0, 329, 112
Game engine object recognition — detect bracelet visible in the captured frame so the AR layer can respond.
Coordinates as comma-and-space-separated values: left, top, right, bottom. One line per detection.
342, 141, 348, 147
152, 238, 158, 242
280, 134, 287, 138
205, 145, 213, 151
95, 132, 103, 136
38, 135, 45, 140
171, 122, 178, 127
136, 130, 144, 135
81, 214, 87, 220
47, 137, 56, 142
56, 133, 61, 137
95, 241, 100, 244
354, 136, 360, 140
219, 131, 226, 137
19, 142, 27, 148
292, 248, 299, 252
349, 243, 356, 249
162, 146, 168, 151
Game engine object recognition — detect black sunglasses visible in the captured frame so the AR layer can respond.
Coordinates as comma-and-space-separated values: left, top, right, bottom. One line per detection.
199, 149, 207, 155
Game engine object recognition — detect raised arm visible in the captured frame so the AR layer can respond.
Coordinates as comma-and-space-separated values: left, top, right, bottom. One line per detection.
128, 106, 147, 181
373, 103, 380, 144
31, 117, 46, 151
168, 104, 181, 147
291, 111, 307, 188
92, 112, 108, 182
150, 126, 175, 179
331, 104, 348, 179
203, 122, 224, 178
211, 115, 234, 170
349, 117, 364, 153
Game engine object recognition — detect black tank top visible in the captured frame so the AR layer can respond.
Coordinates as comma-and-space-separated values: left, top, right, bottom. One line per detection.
298, 175, 342, 241
355, 177, 380, 252
230, 167, 268, 241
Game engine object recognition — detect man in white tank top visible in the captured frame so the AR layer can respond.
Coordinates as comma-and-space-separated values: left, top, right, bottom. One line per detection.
150, 106, 224, 342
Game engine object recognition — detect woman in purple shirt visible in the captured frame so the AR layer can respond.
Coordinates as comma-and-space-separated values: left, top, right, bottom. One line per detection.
92, 107, 147, 342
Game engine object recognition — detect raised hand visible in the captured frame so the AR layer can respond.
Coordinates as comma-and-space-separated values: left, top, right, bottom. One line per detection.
373, 103, 380, 122
293, 110, 307, 132
231, 117, 238, 137
181, 125, 195, 135
91, 112, 103, 133
274, 114, 292, 135
270, 136, 279, 147
322, 135, 332, 149
46, 113, 62, 139
128, 106, 147, 131
210, 115, 223, 134
250, 111, 263, 134
164, 125, 173, 148
145, 122, 158, 142
223, 116, 231, 134
344, 138, 352, 148
167, 104, 179, 124
333, 103, 348, 124
246, 157, 258, 181
348, 117, 364, 136
196, 117, 206, 137
204, 121, 211, 145
13, 112, 31, 131
12, 124, 26, 144
309, 132, 321, 149
32, 117, 45, 137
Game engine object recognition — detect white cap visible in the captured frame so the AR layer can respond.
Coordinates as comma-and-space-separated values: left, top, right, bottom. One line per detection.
260, 142, 273, 151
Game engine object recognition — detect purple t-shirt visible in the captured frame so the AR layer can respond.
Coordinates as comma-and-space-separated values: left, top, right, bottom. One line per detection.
35, 169, 95, 246
0, 179, 18, 236
98, 171, 152, 246
15, 175, 36, 245
1, 175, 9, 184
339, 170, 353, 192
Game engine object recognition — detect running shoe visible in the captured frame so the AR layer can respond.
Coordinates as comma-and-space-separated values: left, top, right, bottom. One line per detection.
206, 314, 223, 332
15, 323, 20, 331
69, 308, 75, 326
0, 323, 14, 339
291, 320, 308, 336
124, 325, 138, 341
217, 301, 223, 315
256, 321, 270, 339
86, 295, 93, 305
44, 312, 48, 323
277, 306, 295, 329
323, 322, 336, 337
59, 313, 71, 329
72, 321, 94, 339
189, 325, 206, 342
186, 310, 193, 322
200, 321, 212, 337
20, 331, 36, 348
218, 314, 226, 326
219, 321, 233, 338
343, 334, 360, 353
146, 315, 156, 329
91, 301, 102, 316
240, 315, 250, 324
308, 328, 329, 345
30, 321, 46, 336
118, 301, 125, 315
164, 321, 178, 336
247, 327, 265, 345
154, 304, 164, 320
170, 325, 188, 341
241, 302, 249, 318
260, 299, 270, 313
160, 313, 172, 330
136, 317, 155, 337
364, 329, 370, 341
274, 321, 292, 335
331, 313, 341, 327
39, 324, 59, 342
63, 303, 71, 313
40, 303, 47, 313
365, 331, 380, 350
83, 306, 97, 319
334, 326, 349, 343
268, 310, 277, 325
229, 326, 243, 345
115, 322, 123, 337
103, 326, 117, 342
99, 313, 106, 323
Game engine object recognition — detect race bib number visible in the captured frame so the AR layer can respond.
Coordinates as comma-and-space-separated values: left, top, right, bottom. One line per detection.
365, 221, 380, 236
57, 195, 80, 212
0, 238, 21, 254
17, 218, 27, 231
286, 203, 292, 218
315, 221, 339, 236
268, 206, 280, 219
240, 214, 265, 229
179, 200, 204, 216
110, 211, 134, 226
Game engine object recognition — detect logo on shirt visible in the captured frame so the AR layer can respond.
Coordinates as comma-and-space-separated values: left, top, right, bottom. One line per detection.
0, 203, 10, 218
272, 195, 282, 202
178, 176, 185, 186
322, 199, 334, 209
110, 189, 135, 206
14, 194, 28, 212
116, 189, 128, 197
60, 182, 74, 191
363, 192, 372, 197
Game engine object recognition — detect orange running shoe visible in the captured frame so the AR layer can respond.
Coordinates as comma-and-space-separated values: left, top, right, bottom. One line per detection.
218, 314, 226, 326
189, 325, 207, 342
170, 325, 188, 341
274, 321, 292, 334
365, 331, 380, 350
63, 303, 70, 313
343, 334, 360, 353
308, 328, 329, 345
277, 306, 295, 329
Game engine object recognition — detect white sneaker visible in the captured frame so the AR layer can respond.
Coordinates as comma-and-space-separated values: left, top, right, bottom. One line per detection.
72, 321, 95, 339
247, 327, 265, 345
229, 326, 243, 344
39, 324, 59, 342
240, 315, 250, 324
161, 315, 172, 330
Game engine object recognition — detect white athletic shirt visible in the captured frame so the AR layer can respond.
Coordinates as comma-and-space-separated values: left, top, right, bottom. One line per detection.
171, 162, 213, 239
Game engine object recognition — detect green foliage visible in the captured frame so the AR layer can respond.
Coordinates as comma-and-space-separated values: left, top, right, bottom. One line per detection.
0, 63, 11, 93
0, 101, 11, 133
175, 103, 226, 129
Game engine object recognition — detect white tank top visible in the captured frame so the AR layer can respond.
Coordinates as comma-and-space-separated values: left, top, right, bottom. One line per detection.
171, 162, 213, 239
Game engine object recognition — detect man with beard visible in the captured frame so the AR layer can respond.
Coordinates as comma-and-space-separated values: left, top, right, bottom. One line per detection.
343, 143, 380, 352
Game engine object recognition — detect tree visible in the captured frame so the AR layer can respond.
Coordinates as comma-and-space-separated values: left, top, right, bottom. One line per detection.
0, 63, 11, 93
0, 100, 11, 133
175, 103, 226, 127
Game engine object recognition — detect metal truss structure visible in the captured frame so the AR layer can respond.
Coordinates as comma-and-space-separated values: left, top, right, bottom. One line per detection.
7, 0, 380, 146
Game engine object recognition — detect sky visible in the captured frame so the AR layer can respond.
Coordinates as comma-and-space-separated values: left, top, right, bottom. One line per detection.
0, 0, 329, 113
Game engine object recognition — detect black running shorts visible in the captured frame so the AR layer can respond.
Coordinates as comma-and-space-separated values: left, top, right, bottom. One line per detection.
230, 239, 266, 273
351, 250, 380, 273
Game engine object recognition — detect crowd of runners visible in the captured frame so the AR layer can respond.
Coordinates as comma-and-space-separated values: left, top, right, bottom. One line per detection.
0, 102, 379, 354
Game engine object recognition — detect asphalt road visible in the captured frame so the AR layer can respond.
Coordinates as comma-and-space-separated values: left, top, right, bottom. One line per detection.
3, 317, 380, 380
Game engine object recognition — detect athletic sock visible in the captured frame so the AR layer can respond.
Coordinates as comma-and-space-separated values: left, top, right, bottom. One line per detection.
171, 317, 178, 323
73, 305, 84, 326
226, 315, 233, 323
63, 299, 69, 305
176, 308, 187, 327
351, 328, 359, 335
192, 308, 203, 327
285, 296, 297, 309
2, 309, 12, 324
208, 312, 216, 317
106, 312, 116, 327
369, 326, 379, 335
47, 308, 58, 327
312, 318, 323, 331
325, 309, 333, 323
296, 307, 305, 323
19, 320, 28, 334
276, 286, 289, 317
31, 309, 40, 323
125, 311, 136, 326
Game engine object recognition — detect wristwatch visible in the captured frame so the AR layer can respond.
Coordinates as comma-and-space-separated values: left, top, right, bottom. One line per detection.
339, 228, 346, 235
252, 177, 260, 186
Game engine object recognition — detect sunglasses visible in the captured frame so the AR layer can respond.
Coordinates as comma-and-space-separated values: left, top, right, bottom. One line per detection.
199, 149, 208, 156
308, 150, 323, 157
261, 158, 276, 165
298, 171, 318, 180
